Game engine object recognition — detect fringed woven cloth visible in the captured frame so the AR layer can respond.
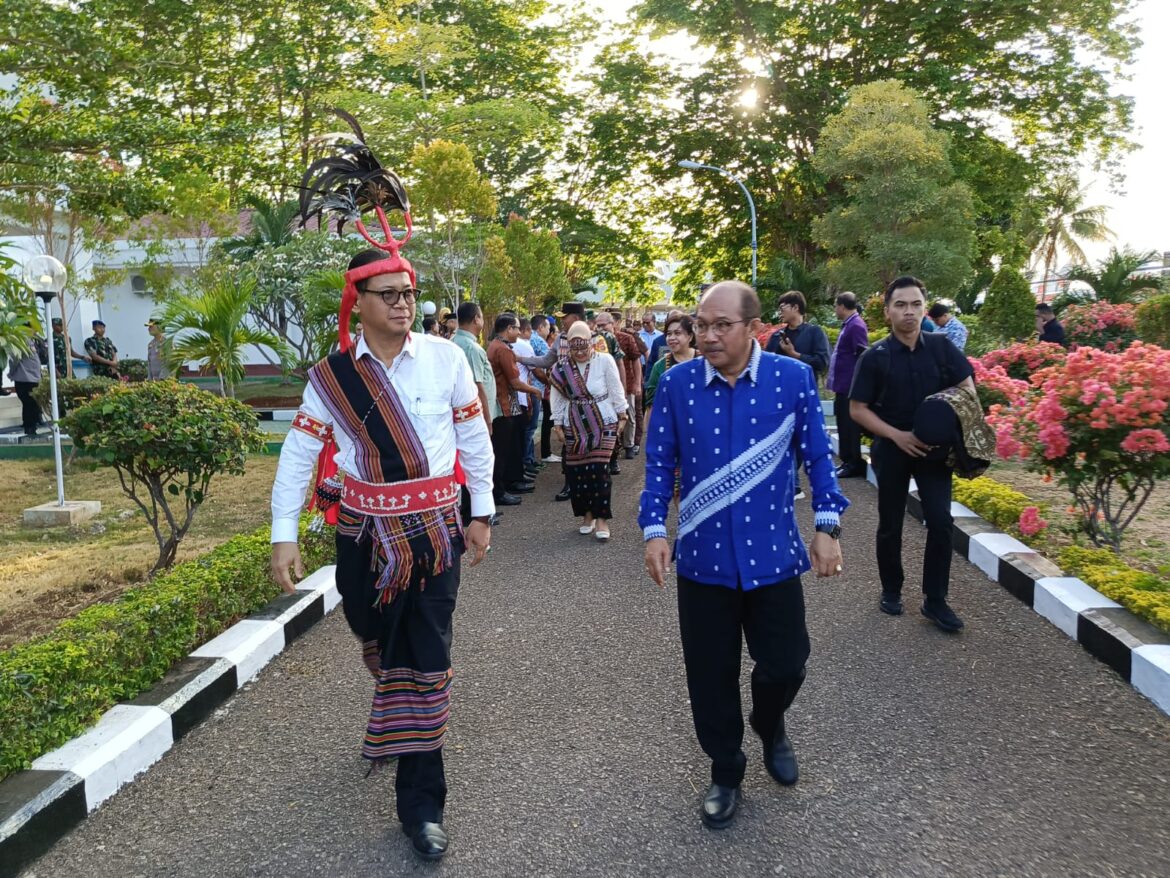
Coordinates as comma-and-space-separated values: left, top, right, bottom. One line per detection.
309, 350, 461, 604
361, 638, 453, 762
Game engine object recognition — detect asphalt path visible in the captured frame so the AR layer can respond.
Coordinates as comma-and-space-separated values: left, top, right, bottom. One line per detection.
23, 458, 1170, 877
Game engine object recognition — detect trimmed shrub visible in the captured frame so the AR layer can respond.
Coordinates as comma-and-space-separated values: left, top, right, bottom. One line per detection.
1135, 294, 1170, 348
1059, 546, 1170, 635
959, 313, 1005, 358
31, 375, 118, 418
1062, 302, 1138, 352
980, 267, 1035, 342
65, 380, 267, 571
978, 341, 1066, 382
990, 342, 1170, 552
0, 519, 333, 781
118, 357, 149, 382
951, 476, 1046, 539
863, 291, 886, 329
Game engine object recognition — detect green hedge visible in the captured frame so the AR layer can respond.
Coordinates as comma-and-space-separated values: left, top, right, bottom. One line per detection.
0, 518, 333, 781
951, 476, 1041, 536
1059, 546, 1170, 635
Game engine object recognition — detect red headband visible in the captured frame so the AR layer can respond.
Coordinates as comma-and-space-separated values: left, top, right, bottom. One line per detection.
339, 206, 416, 353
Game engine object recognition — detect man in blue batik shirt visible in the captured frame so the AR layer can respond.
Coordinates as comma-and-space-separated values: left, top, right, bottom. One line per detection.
640, 281, 848, 831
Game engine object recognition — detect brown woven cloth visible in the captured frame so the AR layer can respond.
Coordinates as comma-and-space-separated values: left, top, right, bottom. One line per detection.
915, 385, 996, 479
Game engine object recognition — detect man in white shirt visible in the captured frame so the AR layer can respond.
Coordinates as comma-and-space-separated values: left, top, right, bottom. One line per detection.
270, 249, 493, 862
513, 319, 542, 472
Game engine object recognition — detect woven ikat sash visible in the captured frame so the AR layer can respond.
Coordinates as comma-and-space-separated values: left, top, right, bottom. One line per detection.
308, 351, 460, 603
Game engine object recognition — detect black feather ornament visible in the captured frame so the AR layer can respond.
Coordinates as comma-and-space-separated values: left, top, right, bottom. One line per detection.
298, 109, 411, 235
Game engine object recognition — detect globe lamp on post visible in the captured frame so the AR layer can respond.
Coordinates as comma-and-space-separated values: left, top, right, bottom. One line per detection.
21, 255, 101, 526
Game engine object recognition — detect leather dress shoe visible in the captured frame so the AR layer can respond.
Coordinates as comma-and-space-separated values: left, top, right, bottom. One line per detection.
508, 481, 535, 494
700, 783, 740, 829
624, 447, 636, 459
402, 822, 448, 861
609, 461, 621, 475
554, 486, 571, 501
495, 493, 522, 506
763, 733, 799, 786
835, 465, 867, 478
880, 593, 904, 615
489, 512, 502, 526
921, 600, 965, 632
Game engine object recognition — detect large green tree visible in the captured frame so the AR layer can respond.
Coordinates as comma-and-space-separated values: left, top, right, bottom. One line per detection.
812, 81, 976, 296
633, 0, 1138, 287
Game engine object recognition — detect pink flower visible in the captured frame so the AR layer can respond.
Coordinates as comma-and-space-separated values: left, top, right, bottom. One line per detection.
1018, 507, 1048, 537
1120, 428, 1170, 455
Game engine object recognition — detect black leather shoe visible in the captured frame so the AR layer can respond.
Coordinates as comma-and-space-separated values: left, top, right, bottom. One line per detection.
554, 486, 571, 501
921, 600, 965, 632
489, 512, 502, 526
402, 822, 448, 861
495, 493, 522, 506
624, 447, 636, 459
764, 734, 799, 786
879, 593, 904, 616
507, 481, 535, 494
700, 783, 740, 829
609, 461, 621, 475
835, 465, 867, 478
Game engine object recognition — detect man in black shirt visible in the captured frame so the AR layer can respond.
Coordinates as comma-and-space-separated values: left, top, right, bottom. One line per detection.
765, 290, 830, 375
1035, 303, 1067, 347
849, 276, 976, 632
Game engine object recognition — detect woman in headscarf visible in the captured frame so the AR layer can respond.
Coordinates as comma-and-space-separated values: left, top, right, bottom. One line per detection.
644, 313, 699, 412
548, 321, 628, 540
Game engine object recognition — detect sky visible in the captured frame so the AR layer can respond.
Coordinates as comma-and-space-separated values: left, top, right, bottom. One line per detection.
586, 0, 1169, 266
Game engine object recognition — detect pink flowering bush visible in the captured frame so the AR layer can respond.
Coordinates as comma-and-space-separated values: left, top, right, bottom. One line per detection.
1061, 302, 1138, 352
978, 342, 1066, 382
968, 358, 1029, 414
990, 342, 1170, 551
1017, 506, 1049, 537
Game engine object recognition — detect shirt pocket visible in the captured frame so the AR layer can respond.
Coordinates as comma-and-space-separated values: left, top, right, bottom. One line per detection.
412, 394, 450, 419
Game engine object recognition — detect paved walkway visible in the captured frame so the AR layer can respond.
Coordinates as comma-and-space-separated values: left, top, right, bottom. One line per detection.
23, 460, 1170, 877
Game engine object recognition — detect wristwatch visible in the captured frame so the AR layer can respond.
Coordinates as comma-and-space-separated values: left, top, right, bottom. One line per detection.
471, 515, 492, 526
815, 523, 842, 540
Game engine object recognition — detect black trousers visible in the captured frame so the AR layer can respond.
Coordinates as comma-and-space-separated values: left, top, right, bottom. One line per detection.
491, 414, 526, 495
336, 530, 461, 826
14, 381, 39, 433
872, 438, 954, 601
833, 392, 863, 469
677, 575, 809, 788
540, 398, 554, 459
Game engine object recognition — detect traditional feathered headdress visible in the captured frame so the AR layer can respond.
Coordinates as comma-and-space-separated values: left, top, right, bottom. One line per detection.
298, 108, 415, 353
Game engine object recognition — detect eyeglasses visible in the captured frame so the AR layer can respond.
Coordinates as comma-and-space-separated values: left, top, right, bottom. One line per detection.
362, 287, 419, 306
694, 319, 747, 337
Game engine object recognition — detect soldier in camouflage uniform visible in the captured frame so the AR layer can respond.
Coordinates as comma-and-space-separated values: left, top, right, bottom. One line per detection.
83, 319, 119, 378
51, 318, 69, 379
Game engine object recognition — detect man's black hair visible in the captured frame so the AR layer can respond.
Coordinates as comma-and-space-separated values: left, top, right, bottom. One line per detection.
531, 314, 548, 332
1036, 302, 1056, 317
884, 275, 927, 305
927, 302, 950, 320
493, 312, 518, 336
422, 316, 437, 333
456, 301, 481, 326
518, 318, 532, 332
777, 289, 807, 316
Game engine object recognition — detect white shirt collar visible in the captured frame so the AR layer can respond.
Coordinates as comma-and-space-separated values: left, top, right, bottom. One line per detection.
354, 331, 417, 365
704, 339, 761, 387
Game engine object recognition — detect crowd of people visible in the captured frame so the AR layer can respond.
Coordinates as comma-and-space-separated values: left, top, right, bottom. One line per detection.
270, 236, 1012, 860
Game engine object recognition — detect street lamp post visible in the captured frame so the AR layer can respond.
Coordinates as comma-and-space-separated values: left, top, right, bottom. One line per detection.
677, 160, 757, 287
23, 255, 68, 507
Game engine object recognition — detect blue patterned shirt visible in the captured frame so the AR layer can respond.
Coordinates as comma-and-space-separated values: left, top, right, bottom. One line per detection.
638, 342, 849, 590
940, 316, 968, 352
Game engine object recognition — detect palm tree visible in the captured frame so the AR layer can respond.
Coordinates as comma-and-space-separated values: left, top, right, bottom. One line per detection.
1065, 246, 1161, 304
160, 273, 291, 397
217, 196, 300, 261
1026, 176, 1113, 293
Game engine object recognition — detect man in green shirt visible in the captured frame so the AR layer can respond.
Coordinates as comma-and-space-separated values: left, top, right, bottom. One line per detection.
452, 301, 502, 519
83, 319, 119, 378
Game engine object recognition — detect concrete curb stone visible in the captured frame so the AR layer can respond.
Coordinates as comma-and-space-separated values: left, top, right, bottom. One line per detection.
0, 565, 339, 878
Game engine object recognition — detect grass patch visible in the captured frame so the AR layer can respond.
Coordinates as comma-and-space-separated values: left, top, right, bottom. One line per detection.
0, 454, 291, 651
0, 518, 334, 781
